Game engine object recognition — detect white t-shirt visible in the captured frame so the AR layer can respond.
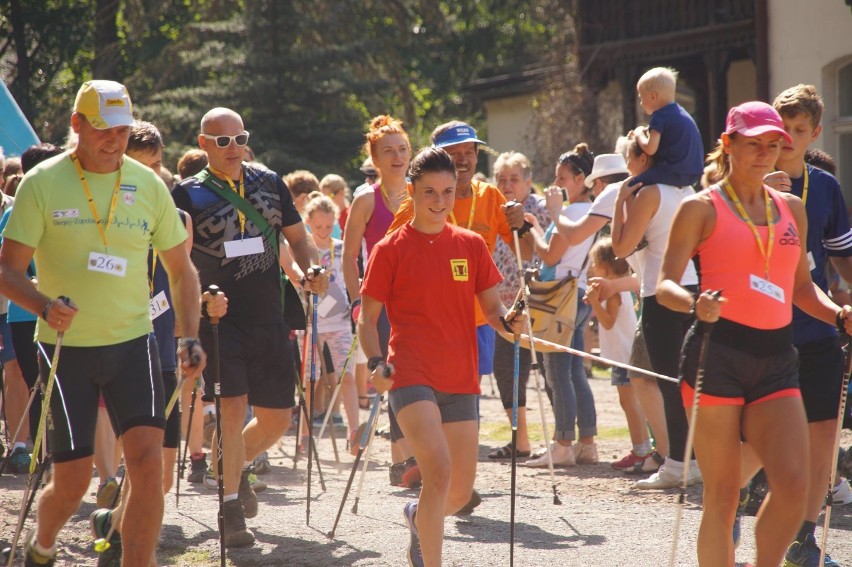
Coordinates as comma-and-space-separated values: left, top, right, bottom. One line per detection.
315, 239, 350, 333
553, 201, 595, 287
633, 184, 698, 296
598, 291, 637, 364
587, 182, 620, 220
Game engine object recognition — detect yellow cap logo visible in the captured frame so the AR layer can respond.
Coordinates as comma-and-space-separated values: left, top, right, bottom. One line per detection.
450, 259, 468, 281
105, 98, 125, 107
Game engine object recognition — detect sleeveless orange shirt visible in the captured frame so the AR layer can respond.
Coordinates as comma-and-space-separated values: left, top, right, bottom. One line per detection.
697, 186, 800, 330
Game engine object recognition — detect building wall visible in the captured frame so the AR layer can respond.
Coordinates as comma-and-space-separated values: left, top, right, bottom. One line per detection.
769, 0, 852, 201
482, 94, 536, 174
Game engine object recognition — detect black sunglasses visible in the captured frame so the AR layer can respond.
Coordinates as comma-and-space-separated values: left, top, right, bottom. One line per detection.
201, 131, 250, 148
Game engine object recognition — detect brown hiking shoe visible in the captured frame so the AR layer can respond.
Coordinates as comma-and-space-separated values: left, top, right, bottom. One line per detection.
238, 469, 258, 518
222, 499, 255, 548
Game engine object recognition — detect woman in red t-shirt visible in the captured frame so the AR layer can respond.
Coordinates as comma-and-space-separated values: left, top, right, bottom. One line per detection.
359, 147, 526, 567
657, 101, 852, 566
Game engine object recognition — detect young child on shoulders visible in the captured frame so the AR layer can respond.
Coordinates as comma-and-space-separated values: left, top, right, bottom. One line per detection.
585, 238, 652, 470
632, 67, 704, 188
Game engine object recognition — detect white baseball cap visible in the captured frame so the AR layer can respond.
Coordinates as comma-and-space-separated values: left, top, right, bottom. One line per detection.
73, 80, 134, 130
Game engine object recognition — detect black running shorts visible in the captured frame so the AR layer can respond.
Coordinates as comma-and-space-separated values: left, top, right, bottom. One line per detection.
797, 335, 844, 423
680, 328, 799, 407
162, 370, 181, 449
39, 334, 165, 463
200, 319, 296, 409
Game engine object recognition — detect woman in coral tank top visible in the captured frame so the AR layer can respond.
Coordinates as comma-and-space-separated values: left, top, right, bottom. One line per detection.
657, 101, 852, 567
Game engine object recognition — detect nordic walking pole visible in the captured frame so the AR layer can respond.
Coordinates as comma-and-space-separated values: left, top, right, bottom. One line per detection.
293, 322, 310, 469
294, 378, 326, 491
316, 335, 358, 441
328, 388, 386, 539
176, 376, 200, 508
819, 324, 852, 565
306, 266, 321, 526
319, 346, 341, 464
669, 290, 722, 567
7, 296, 69, 567
510, 311, 521, 567
511, 230, 561, 505
207, 285, 226, 567
508, 229, 526, 567
351, 391, 384, 514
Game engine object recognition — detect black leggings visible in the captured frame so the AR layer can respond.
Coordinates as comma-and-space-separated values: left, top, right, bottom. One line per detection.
641, 293, 695, 463
11, 320, 40, 443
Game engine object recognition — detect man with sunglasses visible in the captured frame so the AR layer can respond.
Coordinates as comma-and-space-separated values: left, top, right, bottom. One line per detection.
172, 107, 328, 547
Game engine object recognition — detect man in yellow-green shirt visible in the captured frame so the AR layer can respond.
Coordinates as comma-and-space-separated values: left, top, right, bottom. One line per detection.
0, 80, 206, 567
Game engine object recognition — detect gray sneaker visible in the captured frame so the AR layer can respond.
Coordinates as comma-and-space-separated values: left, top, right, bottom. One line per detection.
253, 453, 272, 475
222, 499, 255, 548
403, 501, 424, 567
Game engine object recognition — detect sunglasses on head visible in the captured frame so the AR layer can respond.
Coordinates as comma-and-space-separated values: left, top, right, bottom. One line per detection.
202, 131, 250, 148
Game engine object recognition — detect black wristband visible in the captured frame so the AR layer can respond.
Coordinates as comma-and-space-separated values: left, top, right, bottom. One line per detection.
517, 220, 533, 237
836, 310, 847, 335
367, 356, 385, 372
500, 315, 515, 334
180, 337, 200, 349
41, 300, 53, 321
688, 297, 697, 318
179, 338, 202, 365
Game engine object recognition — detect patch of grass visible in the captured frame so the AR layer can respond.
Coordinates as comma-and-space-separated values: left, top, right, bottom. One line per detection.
162, 549, 217, 566
480, 420, 629, 444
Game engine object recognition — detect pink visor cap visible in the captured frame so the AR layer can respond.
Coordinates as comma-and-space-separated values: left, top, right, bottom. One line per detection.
723, 101, 792, 144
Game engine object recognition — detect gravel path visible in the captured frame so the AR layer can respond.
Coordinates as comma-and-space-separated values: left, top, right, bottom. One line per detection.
2, 372, 850, 566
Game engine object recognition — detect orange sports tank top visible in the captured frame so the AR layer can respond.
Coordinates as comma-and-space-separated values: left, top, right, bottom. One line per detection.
697, 186, 800, 330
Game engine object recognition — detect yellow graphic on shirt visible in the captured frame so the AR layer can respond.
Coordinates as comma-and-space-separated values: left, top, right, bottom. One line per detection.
451, 259, 469, 282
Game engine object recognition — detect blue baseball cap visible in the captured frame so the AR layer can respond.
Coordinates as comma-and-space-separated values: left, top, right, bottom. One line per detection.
433, 123, 486, 148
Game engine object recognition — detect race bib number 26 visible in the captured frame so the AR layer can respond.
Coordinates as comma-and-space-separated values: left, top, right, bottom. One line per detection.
87, 252, 127, 277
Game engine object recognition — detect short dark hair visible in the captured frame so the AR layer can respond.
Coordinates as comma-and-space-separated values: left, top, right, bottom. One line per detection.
177, 149, 207, 179
408, 147, 456, 183
283, 170, 320, 197
804, 148, 837, 176
21, 143, 62, 174
127, 120, 164, 156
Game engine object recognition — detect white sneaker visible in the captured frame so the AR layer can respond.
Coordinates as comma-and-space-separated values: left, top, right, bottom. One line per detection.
573, 442, 599, 465
833, 478, 852, 505
634, 458, 702, 489
526, 442, 576, 467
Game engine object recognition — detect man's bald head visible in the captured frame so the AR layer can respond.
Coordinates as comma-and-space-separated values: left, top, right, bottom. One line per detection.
198, 107, 247, 179
200, 107, 243, 134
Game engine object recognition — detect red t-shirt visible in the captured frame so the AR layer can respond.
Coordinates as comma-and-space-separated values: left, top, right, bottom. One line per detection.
361, 222, 503, 394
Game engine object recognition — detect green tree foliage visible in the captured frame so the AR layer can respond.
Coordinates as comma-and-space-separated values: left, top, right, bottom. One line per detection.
2, 0, 571, 180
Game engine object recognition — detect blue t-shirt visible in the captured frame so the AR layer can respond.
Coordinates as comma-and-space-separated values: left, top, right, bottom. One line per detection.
791, 164, 852, 344
644, 102, 704, 184
0, 207, 37, 324
149, 247, 177, 372
148, 209, 187, 373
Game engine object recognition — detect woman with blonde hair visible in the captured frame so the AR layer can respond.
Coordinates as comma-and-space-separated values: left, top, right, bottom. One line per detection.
657, 101, 852, 566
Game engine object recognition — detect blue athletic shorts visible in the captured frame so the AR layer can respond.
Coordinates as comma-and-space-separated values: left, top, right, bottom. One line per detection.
477, 324, 495, 375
